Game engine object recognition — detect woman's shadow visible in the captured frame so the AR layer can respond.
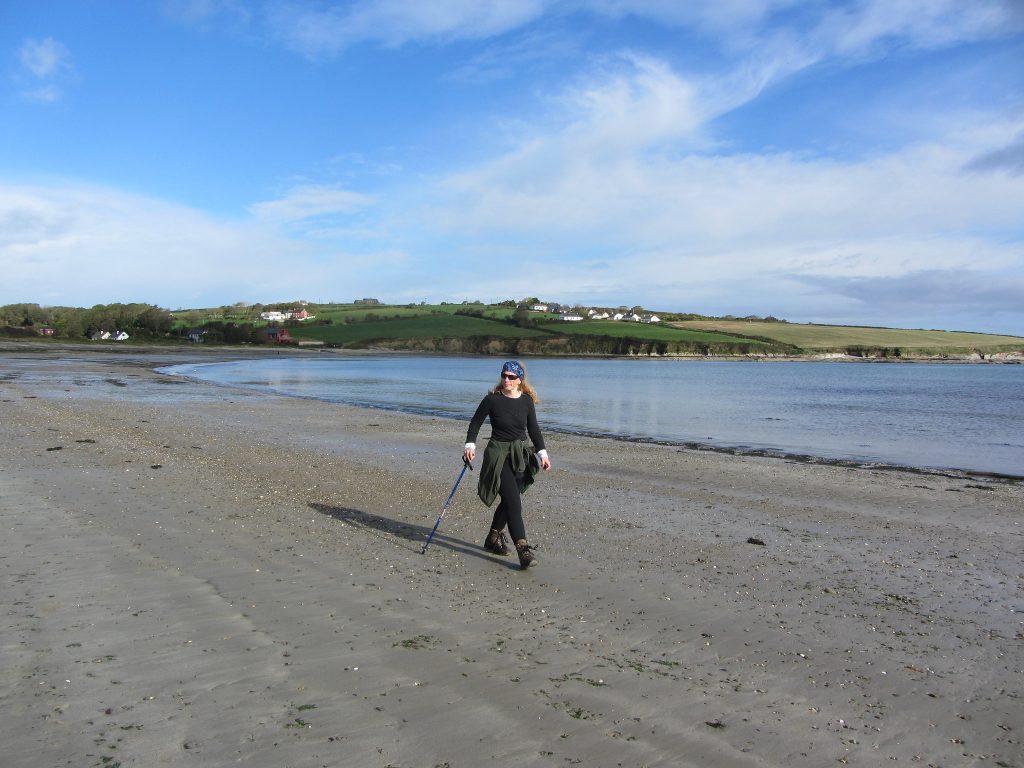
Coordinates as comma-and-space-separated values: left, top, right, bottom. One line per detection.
309, 502, 515, 566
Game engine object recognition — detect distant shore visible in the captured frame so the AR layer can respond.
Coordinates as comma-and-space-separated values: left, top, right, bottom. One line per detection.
2, 348, 1021, 767
3, 337, 1022, 363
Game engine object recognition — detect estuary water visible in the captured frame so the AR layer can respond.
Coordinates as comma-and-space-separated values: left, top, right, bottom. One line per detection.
160, 356, 1024, 478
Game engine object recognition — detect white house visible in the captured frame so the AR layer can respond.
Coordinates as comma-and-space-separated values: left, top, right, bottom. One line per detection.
642, 315, 661, 323
561, 313, 584, 321
113, 330, 130, 341
260, 311, 290, 321
613, 313, 626, 321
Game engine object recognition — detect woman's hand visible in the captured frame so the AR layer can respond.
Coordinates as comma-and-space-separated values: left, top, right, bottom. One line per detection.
536, 448, 552, 471
464, 446, 475, 464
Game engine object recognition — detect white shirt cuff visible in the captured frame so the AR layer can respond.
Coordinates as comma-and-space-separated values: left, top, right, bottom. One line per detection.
464, 442, 476, 451
537, 449, 548, 459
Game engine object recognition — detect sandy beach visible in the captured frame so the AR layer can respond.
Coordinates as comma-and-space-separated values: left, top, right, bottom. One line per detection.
1, 346, 1021, 768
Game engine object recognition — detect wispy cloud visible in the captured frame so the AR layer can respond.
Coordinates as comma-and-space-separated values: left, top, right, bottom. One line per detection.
567, 54, 704, 148
249, 184, 375, 226
586, 0, 1024, 116
594, 0, 1022, 55
267, 0, 548, 57
822, 0, 1021, 57
19, 37, 69, 78
445, 26, 581, 84
425, 45, 1024, 324
0, 182, 314, 307
17, 37, 73, 102
174, 0, 1023, 72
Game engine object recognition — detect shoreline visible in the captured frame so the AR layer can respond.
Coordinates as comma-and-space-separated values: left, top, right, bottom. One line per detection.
157, 353, 1024, 484
3, 337, 1023, 364
8, 340, 1021, 481
1, 348, 1022, 766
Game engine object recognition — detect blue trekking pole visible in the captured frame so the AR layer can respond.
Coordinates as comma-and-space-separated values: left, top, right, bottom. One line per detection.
422, 457, 473, 554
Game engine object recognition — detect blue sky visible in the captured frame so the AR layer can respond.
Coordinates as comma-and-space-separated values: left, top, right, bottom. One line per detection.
2, 1, 1023, 335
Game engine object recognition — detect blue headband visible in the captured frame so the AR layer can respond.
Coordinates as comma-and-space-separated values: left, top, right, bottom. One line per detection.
501, 360, 525, 379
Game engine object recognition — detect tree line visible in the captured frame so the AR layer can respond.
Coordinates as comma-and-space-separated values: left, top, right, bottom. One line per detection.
0, 302, 174, 340
0, 302, 285, 345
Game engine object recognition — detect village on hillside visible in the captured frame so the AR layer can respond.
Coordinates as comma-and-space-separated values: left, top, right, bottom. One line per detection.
194, 299, 663, 346
526, 302, 661, 324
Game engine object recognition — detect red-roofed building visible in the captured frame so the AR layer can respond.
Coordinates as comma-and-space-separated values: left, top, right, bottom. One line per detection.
265, 326, 294, 344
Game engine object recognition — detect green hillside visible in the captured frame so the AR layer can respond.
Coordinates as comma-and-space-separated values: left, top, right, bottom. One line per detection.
672, 320, 1024, 354
535, 319, 764, 344
5, 299, 1022, 357
210, 303, 1024, 356
278, 304, 787, 354
293, 314, 549, 345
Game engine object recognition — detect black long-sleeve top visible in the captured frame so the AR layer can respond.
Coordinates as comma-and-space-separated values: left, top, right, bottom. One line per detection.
466, 392, 546, 450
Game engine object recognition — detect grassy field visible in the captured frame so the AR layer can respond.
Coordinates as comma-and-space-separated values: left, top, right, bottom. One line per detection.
535, 319, 767, 345
297, 304, 437, 324
671, 320, 1024, 352
171, 301, 1022, 355
290, 311, 767, 348
290, 314, 550, 345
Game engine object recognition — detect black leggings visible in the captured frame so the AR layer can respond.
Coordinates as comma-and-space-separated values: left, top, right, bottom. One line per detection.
490, 459, 527, 542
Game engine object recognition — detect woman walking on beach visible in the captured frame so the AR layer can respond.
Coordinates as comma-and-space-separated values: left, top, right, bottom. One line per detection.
464, 360, 551, 569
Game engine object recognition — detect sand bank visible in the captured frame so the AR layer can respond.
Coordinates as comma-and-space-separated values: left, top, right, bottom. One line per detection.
1, 349, 1021, 767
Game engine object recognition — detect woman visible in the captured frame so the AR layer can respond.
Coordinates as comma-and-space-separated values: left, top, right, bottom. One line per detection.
463, 360, 551, 569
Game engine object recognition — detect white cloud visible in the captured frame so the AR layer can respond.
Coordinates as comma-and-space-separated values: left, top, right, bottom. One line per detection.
593, 0, 1022, 52
823, 0, 1020, 57
349, 0, 547, 44
425, 50, 1024, 327
0, 179, 420, 308
601, 1, 1023, 113
567, 54, 703, 148
450, 64, 958, 237
19, 37, 70, 78
0, 182, 319, 308
268, 0, 547, 57
433, 54, 706, 232
249, 184, 375, 226
437, 132, 1023, 269
17, 37, 73, 102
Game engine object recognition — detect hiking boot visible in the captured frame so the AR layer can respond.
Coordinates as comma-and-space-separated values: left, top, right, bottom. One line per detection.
515, 539, 536, 570
484, 528, 510, 556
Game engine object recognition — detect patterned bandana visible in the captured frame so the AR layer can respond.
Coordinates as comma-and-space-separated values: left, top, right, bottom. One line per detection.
501, 360, 525, 380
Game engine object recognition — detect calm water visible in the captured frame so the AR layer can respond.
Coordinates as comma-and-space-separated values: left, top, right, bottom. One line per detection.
159, 356, 1024, 478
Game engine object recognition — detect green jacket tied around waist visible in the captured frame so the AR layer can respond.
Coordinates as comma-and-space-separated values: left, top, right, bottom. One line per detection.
478, 439, 538, 506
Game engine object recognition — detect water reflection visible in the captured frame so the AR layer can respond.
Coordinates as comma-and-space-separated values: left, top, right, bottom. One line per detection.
160, 356, 1024, 477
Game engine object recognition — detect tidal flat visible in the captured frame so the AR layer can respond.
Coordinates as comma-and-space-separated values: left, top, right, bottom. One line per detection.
1, 348, 1021, 767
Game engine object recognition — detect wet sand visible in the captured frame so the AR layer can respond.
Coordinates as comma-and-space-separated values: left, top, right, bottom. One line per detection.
1, 347, 1021, 767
